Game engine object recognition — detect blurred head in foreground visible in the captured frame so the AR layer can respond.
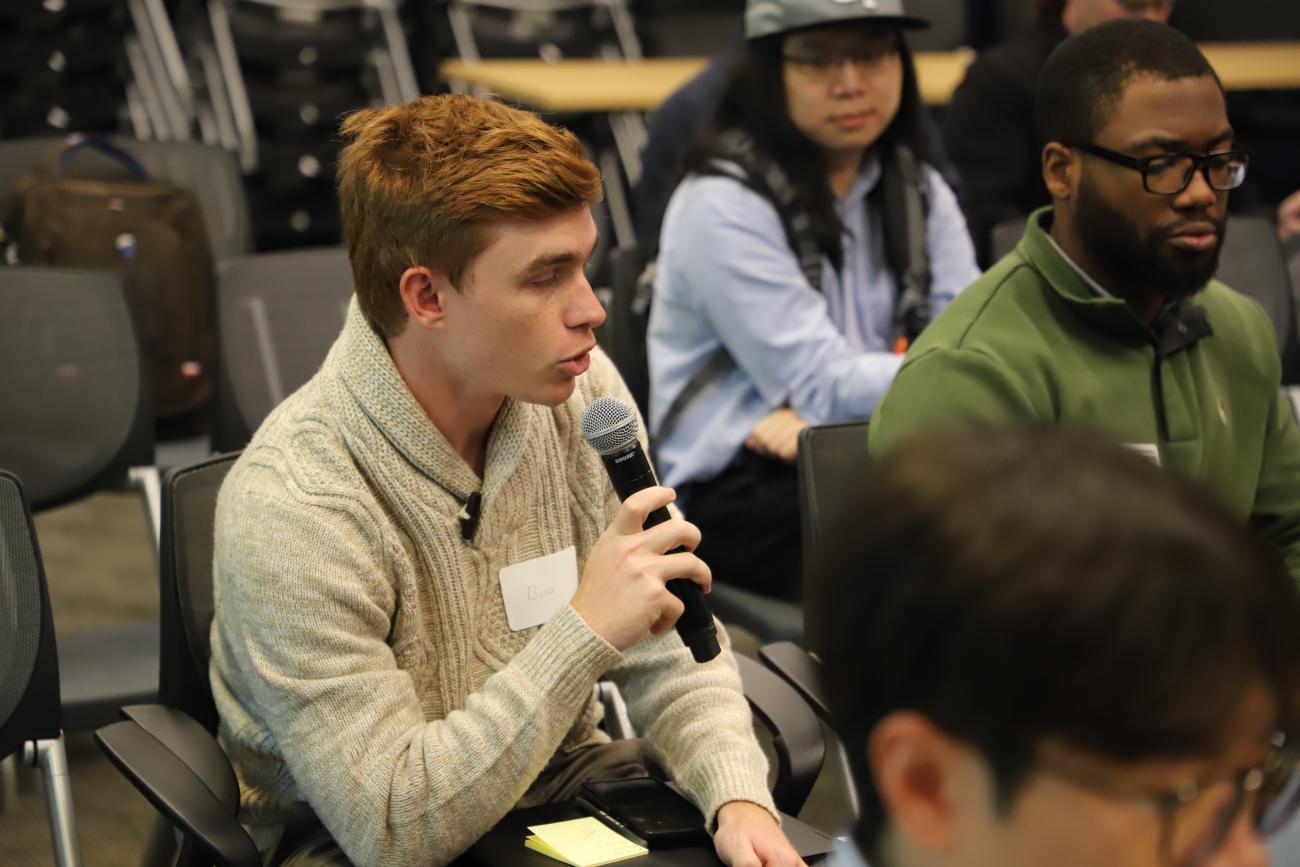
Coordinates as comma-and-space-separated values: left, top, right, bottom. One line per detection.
818, 425, 1300, 867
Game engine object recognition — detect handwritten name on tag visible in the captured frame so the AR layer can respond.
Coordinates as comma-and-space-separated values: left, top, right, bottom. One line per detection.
499, 546, 579, 631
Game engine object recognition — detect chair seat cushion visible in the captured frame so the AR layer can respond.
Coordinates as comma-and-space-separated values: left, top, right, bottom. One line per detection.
59, 621, 159, 732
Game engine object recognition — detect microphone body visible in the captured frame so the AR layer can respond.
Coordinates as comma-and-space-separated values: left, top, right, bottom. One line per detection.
582, 398, 721, 663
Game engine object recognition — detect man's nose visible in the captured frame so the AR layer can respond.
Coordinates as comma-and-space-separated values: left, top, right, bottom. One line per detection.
572, 274, 606, 330
1174, 164, 1220, 209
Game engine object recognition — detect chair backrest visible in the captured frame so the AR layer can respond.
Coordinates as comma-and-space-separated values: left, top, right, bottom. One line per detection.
733, 652, 825, 817
214, 247, 353, 449
0, 267, 154, 511
447, 0, 639, 61
796, 422, 871, 644
0, 470, 62, 761
604, 245, 653, 419
0, 136, 252, 263
989, 215, 1027, 262
990, 215, 1300, 383
1214, 216, 1300, 383
159, 453, 240, 734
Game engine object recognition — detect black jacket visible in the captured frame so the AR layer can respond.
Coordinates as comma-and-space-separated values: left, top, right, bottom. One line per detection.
942, 22, 1066, 267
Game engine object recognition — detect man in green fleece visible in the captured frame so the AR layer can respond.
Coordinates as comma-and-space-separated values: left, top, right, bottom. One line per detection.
869, 19, 1300, 576
210, 95, 801, 867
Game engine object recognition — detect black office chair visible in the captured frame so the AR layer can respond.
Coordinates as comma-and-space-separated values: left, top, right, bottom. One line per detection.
989, 214, 1300, 383
732, 653, 825, 816
1216, 216, 1300, 384
0, 267, 161, 733
212, 247, 354, 451
97, 453, 828, 863
96, 452, 256, 867
796, 422, 871, 645
0, 470, 85, 867
757, 640, 863, 822
604, 244, 654, 419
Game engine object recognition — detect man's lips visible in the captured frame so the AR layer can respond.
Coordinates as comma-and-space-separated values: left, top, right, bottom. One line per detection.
1166, 222, 1219, 252
558, 346, 594, 376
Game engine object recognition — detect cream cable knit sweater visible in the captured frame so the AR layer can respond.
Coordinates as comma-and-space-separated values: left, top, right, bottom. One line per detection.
209, 299, 775, 866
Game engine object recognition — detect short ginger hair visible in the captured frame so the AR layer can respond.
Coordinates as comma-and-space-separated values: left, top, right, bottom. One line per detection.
336, 94, 604, 336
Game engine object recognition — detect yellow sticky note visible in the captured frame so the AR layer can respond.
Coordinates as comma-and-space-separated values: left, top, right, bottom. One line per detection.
524, 817, 648, 866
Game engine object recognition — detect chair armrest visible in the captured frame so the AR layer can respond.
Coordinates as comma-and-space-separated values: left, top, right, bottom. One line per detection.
733, 653, 825, 817
95, 704, 261, 867
758, 641, 831, 724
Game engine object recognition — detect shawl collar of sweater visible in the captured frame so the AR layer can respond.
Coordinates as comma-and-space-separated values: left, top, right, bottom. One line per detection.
331, 297, 536, 505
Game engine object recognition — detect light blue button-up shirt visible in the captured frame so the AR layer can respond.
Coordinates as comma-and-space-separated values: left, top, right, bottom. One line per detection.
648, 155, 980, 489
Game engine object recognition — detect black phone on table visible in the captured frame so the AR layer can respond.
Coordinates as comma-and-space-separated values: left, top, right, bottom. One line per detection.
576, 776, 710, 848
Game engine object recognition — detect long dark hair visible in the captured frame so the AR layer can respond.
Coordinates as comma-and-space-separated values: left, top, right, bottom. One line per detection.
681, 25, 931, 269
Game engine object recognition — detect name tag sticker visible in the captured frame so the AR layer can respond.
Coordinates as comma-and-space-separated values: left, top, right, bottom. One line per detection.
499, 546, 579, 632
1125, 443, 1161, 465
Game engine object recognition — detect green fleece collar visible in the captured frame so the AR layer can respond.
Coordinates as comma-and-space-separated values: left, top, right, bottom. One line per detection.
1017, 206, 1164, 343
1017, 207, 1216, 358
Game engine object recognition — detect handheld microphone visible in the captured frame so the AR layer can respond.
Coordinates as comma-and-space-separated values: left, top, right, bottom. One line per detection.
581, 397, 720, 663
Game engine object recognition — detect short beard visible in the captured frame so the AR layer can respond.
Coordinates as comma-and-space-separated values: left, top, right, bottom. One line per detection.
1074, 176, 1225, 306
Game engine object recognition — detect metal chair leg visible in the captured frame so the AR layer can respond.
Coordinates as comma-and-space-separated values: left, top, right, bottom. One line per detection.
24, 736, 84, 867
0, 752, 18, 814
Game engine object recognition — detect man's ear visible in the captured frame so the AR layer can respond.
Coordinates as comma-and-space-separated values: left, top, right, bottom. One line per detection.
1042, 142, 1078, 202
868, 712, 964, 855
398, 265, 453, 332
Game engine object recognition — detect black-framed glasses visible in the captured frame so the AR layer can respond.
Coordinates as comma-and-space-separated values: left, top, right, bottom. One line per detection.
781, 39, 900, 83
1042, 732, 1300, 867
1067, 142, 1251, 196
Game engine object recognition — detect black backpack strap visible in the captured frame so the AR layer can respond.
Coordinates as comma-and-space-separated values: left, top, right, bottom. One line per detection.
875, 145, 932, 348
655, 346, 736, 449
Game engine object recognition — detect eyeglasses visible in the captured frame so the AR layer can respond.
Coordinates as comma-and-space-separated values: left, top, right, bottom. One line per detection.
1041, 732, 1300, 867
1067, 142, 1251, 196
781, 41, 899, 83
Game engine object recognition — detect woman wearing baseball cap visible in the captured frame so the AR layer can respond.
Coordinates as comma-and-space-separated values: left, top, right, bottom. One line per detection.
647, 0, 979, 604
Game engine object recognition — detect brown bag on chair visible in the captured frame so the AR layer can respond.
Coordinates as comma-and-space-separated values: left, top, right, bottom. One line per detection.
2, 135, 216, 421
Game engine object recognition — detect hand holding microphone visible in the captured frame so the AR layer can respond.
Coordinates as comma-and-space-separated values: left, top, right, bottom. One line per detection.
570, 486, 712, 652
580, 397, 721, 662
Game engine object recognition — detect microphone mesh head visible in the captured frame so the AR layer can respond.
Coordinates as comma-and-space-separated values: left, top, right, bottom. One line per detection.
581, 396, 639, 455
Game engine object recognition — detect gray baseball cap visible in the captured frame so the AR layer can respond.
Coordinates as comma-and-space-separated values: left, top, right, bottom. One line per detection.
745, 0, 930, 40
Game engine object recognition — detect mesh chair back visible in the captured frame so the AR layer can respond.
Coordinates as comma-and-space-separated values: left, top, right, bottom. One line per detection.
448, 0, 637, 60
796, 422, 871, 643
159, 453, 239, 734
0, 268, 153, 511
0, 137, 252, 262
216, 247, 353, 445
0, 471, 62, 760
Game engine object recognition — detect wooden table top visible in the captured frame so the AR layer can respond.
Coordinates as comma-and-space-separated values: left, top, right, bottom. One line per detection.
440, 41, 1300, 114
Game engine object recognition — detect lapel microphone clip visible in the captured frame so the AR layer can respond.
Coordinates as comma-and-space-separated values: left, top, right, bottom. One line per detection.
458, 491, 482, 541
